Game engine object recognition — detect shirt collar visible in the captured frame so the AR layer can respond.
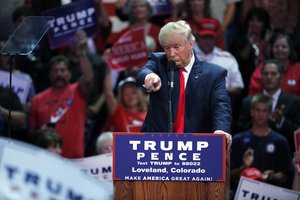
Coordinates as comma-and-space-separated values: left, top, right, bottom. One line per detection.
263, 89, 281, 99
263, 89, 282, 111
184, 52, 195, 74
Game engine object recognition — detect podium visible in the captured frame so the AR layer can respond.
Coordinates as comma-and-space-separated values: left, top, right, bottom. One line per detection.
114, 151, 230, 200
113, 133, 230, 200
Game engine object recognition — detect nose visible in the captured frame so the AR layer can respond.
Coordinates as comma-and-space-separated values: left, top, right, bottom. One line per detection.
266, 73, 272, 78
169, 48, 176, 58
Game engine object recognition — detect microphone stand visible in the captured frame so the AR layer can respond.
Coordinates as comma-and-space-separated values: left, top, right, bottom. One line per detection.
168, 62, 175, 133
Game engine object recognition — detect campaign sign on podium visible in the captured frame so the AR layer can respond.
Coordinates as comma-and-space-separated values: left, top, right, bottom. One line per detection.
113, 133, 226, 182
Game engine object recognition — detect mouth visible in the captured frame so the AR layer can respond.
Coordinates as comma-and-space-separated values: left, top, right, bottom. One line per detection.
54, 78, 67, 85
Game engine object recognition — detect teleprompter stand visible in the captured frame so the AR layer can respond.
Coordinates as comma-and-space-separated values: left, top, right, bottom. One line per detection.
0, 16, 54, 137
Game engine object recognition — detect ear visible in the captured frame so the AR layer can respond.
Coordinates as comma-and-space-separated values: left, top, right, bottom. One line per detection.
190, 40, 195, 47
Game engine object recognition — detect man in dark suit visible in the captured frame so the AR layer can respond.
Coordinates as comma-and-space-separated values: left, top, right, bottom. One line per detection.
136, 20, 232, 140
236, 59, 300, 152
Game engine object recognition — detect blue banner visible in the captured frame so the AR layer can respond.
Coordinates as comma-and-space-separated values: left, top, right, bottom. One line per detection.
113, 133, 226, 182
148, 0, 172, 16
123, 0, 172, 16
42, 0, 98, 49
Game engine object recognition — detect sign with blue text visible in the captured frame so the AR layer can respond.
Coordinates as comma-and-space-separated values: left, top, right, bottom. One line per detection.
148, 0, 172, 16
113, 133, 226, 182
42, 0, 98, 49
234, 177, 300, 200
122, 0, 172, 17
0, 137, 112, 200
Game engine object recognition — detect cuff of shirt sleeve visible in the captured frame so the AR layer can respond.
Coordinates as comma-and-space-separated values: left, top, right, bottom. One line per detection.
214, 130, 229, 134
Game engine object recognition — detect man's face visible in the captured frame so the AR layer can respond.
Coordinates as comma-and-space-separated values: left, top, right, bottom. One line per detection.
49, 61, 71, 90
198, 35, 216, 54
162, 33, 194, 68
261, 63, 282, 92
250, 102, 270, 126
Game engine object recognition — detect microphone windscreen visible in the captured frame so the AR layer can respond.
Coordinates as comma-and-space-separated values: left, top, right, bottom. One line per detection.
167, 61, 176, 70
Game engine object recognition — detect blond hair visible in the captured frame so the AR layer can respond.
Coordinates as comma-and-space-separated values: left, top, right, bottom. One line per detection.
159, 20, 195, 47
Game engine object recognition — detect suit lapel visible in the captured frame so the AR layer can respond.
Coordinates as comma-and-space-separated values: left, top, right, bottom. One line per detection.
276, 92, 286, 109
186, 59, 203, 96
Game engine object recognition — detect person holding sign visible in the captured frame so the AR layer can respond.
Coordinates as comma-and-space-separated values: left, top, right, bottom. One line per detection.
231, 94, 294, 197
109, 0, 162, 52
136, 20, 232, 141
29, 31, 93, 158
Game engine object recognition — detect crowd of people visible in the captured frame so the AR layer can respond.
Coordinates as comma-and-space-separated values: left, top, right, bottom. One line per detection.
1, 0, 300, 198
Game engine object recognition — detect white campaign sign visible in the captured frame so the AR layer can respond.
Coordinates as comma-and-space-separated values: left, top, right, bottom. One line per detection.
235, 177, 300, 200
0, 70, 31, 104
68, 154, 113, 193
0, 137, 112, 200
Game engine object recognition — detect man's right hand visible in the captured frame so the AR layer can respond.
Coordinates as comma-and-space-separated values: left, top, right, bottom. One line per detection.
144, 73, 162, 92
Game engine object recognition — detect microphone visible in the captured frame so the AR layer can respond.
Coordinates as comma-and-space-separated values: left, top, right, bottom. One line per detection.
168, 61, 176, 90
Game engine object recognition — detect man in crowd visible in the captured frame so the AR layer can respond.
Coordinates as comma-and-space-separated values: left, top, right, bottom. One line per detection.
194, 18, 244, 97
29, 31, 93, 158
236, 59, 300, 152
231, 94, 294, 196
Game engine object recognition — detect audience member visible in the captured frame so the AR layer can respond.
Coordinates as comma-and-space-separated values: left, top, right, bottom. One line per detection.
103, 67, 147, 132
210, 0, 241, 34
89, 0, 113, 55
114, 0, 170, 27
236, 59, 300, 152
60, 30, 109, 156
231, 7, 271, 95
0, 41, 36, 110
0, 86, 26, 140
29, 31, 93, 158
193, 18, 244, 98
108, 0, 162, 52
241, 0, 299, 35
171, 0, 225, 49
66, 31, 107, 116
231, 94, 294, 197
33, 128, 63, 156
0, 0, 24, 40
96, 131, 113, 154
249, 33, 300, 96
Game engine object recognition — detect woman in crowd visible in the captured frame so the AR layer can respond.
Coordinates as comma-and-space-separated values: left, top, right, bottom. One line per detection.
108, 0, 162, 52
249, 33, 300, 96
103, 67, 147, 132
231, 7, 271, 96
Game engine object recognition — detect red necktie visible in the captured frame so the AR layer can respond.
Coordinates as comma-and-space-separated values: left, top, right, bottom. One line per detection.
174, 68, 185, 133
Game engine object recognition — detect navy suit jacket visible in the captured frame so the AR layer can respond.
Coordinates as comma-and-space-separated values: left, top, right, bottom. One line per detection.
136, 52, 232, 133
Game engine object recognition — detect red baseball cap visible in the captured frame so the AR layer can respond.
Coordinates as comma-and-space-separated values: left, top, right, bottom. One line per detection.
240, 167, 262, 180
197, 18, 221, 37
